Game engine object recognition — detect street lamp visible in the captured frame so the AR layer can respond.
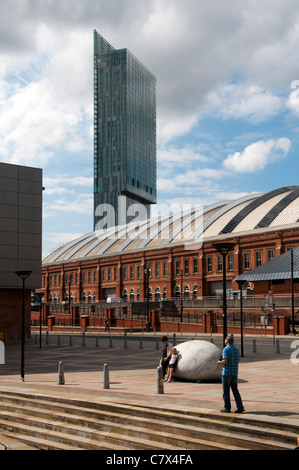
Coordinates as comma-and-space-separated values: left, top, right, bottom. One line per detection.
180, 270, 183, 322
212, 242, 235, 347
291, 249, 296, 335
15, 270, 32, 382
35, 292, 44, 348
144, 267, 151, 331
235, 279, 247, 357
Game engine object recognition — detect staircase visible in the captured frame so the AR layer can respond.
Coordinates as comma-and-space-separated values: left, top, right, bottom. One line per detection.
0, 390, 297, 450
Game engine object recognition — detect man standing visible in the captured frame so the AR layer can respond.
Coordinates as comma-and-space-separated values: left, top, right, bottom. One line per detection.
160, 336, 172, 378
217, 335, 245, 413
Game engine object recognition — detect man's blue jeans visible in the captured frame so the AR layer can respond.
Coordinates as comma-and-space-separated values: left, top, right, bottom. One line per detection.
222, 375, 244, 411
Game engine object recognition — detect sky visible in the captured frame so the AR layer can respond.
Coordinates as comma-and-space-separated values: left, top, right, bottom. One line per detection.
1, 0, 299, 258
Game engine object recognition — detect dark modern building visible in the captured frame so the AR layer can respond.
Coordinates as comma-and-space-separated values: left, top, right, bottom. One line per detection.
0, 162, 43, 339
93, 30, 157, 230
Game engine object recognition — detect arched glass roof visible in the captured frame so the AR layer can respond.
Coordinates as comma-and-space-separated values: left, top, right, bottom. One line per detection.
43, 186, 299, 265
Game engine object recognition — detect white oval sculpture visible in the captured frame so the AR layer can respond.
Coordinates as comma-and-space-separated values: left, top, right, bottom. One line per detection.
174, 340, 222, 381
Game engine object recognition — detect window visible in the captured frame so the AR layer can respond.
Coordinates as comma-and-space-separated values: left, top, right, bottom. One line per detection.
217, 256, 222, 272
244, 253, 250, 270
88, 271, 92, 283
207, 257, 212, 273
108, 268, 112, 281
255, 251, 262, 267
123, 267, 127, 280
114, 267, 118, 281
184, 259, 189, 275
175, 260, 180, 276
130, 266, 134, 279
228, 254, 233, 271
267, 250, 274, 261
155, 263, 160, 277
93, 270, 97, 282
102, 269, 106, 282
193, 258, 198, 274
163, 262, 168, 276
137, 265, 141, 279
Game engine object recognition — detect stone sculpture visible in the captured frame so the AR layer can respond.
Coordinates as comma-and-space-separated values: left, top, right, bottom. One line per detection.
174, 340, 222, 381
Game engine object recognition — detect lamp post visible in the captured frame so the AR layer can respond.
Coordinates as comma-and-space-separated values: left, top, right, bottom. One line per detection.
180, 270, 183, 322
291, 249, 296, 334
15, 270, 32, 382
144, 267, 151, 332
212, 242, 235, 347
236, 280, 247, 357
35, 292, 44, 348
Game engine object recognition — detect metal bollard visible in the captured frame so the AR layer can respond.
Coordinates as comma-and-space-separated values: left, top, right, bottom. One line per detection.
276, 339, 280, 354
140, 337, 143, 349
173, 333, 176, 346
156, 337, 159, 350
109, 337, 113, 348
96, 337, 99, 347
253, 339, 257, 353
69, 335, 72, 346
157, 365, 164, 394
82, 332, 85, 346
58, 361, 65, 385
124, 332, 127, 349
103, 363, 110, 389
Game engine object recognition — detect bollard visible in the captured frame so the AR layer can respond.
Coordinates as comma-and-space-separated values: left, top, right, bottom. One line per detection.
82, 332, 85, 346
57, 335, 60, 345
46, 331, 49, 345
253, 339, 257, 353
156, 337, 159, 350
210, 338, 214, 343
109, 337, 113, 348
173, 333, 176, 346
96, 337, 99, 347
69, 335, 72, 346
157, 365, 164, 394
276, 339, 280, 354
140, 337, 143, 349
58, 361, 65, 385
124, 332, 127, 349
103, 363, 110, 389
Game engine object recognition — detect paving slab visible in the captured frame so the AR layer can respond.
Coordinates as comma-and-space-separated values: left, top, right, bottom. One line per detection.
0, 333, 299, 427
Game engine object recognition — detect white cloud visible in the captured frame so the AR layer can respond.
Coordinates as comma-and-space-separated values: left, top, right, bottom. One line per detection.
204, 84, 284, 123
223, 138, 292, 173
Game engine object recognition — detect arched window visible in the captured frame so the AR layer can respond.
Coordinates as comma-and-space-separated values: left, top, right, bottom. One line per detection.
155, 287, 160, 301
193, 285, 197, 300
174, 286, 181, 299
130, 289, 135, 302
184, 285, 190, 299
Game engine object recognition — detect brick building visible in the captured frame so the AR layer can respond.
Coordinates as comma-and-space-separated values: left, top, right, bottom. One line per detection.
42, 186, 299, 306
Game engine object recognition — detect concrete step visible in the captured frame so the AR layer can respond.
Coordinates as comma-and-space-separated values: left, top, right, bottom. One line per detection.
0, 391, 296, 450
0, 433, 37, 450
0, 406, 237, 451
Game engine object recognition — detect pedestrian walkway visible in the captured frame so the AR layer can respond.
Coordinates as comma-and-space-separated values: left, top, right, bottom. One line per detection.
0, 333, 299, 426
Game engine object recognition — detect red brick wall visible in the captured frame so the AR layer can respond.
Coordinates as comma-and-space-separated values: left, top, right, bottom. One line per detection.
0, 289, 31, 339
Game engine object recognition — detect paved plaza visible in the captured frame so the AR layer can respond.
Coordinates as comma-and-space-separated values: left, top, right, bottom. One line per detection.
0, 332, 299, 428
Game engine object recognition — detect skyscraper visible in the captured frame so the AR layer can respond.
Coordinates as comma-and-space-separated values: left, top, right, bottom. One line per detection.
93, 30, 157, 230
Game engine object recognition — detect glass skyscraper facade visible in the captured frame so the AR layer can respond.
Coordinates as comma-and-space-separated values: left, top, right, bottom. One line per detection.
93, 30, 157, 229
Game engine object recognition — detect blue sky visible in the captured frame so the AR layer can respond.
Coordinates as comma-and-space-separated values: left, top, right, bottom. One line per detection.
0, 0, 299, 258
